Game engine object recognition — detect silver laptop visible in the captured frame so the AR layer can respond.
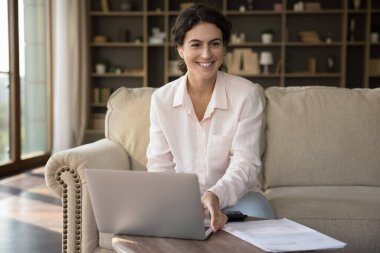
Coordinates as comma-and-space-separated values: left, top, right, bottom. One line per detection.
85, 169, 213, 240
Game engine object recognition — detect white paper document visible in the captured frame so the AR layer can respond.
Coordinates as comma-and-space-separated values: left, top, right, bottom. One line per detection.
222, 218, 346, 252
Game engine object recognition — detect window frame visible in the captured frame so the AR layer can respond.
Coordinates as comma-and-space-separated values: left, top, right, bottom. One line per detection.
0, 0, 52, 177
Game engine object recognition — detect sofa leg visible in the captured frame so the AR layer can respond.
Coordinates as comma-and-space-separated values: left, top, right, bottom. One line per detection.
55, 166, 82, 253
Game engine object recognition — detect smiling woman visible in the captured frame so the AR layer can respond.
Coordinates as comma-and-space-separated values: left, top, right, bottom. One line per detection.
147, 3, 275, 235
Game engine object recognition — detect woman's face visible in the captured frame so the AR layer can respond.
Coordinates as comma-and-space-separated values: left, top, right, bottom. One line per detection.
177, 22, 224, 84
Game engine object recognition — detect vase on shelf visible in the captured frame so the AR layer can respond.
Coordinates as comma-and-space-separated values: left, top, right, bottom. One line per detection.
120, 0, 133, 11
353, 0, 361, 10
348, 19, 356, 42
371, 32, 379, 43
95, 64, 106, 74
326, 55, 336, 73
246, 0, 254, 10
260, 51, 274, 74
261, 33, 273, 44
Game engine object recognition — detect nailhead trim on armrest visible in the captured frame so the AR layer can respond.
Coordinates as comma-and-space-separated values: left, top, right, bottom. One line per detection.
55, 166, 82, 253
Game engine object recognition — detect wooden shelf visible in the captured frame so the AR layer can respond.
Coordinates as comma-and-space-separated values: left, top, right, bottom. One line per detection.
286, 42, 343, 46
90, 11, 144, 16
86, 129, 104, 134
146, 11, 165, 16
91, 73, 144, 77
147, 43, 166, 47
242, 74, 282, 78
86, 0, 380, 141
346, 41, 367, 46
167, 11, 180, 15
286, 10, 343, 15
91, 103, 107, 107
88, 0, 378, 89
91, 42, 145, 47
285, 73, 341, 78
226, 10, 282, 16
347, 10, 367, 13
230, 42, 282, 47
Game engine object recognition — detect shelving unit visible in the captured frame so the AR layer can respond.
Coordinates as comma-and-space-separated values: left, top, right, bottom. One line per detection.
85, 0, 380, 141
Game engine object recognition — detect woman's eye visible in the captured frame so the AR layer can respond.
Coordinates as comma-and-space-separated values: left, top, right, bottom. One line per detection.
210, 41, 221, 47
190, 43, 200, 48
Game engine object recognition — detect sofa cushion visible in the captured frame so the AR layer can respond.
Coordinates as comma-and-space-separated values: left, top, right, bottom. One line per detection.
106, 87, 155, 171
263, 87, 380, 189
292, 219, 380, 253
265, 186, 380, 220
99, 232, 114, 250
265, 186, 380, 252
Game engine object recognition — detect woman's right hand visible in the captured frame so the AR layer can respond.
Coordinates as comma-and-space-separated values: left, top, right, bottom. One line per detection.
201, 191, 228, 232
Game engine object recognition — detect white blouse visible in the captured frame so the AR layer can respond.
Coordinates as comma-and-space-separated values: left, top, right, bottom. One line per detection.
147, 71, 265, 209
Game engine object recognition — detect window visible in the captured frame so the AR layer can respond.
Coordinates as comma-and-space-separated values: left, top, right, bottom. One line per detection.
0, 0, 11, 164
0, 0, 51, 176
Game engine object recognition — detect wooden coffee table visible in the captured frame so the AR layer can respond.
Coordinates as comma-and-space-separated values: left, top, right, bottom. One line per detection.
112, 230, 267, 253
112, 217, 268, 253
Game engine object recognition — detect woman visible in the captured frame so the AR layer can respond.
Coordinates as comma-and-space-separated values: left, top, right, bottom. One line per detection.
147, 4, 275, 232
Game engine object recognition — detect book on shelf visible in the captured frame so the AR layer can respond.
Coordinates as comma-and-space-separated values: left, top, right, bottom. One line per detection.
305, 2, 321, 11
93, 87, 112, 104
243, 50, 260, 75
369, 59, 380, 75
93, 88, 100, 104
225, 48, 260, 75
275, 58, 282, 74
299, 31, 321, 43
92, 113, 106, 130
100, 0, 109, 12
169, 60, 181, 76
308, 57, 317, 73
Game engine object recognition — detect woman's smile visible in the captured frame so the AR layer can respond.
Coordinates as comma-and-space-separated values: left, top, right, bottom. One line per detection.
197, 61, 214, 68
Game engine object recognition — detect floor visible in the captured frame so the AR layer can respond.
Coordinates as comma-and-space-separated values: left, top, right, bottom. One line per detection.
0, 167, 62, 252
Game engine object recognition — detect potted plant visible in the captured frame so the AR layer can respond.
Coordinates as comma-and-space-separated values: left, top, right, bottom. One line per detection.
114, 65, 124, 74
261, 29, 274, 44
95, 59, 108, 74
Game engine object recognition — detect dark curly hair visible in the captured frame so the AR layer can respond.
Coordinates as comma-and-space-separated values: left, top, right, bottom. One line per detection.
170, 4, 232, 74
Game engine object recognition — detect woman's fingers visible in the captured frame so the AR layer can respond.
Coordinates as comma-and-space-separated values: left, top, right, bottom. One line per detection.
210, 211, 228, 232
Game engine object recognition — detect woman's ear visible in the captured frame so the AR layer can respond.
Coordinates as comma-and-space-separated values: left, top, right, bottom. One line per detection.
177, 45, 184, 58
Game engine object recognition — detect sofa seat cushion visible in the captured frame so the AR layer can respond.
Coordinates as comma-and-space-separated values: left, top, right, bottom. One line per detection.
99, 232, 114, 250
265, 186, 380, 220
265, 186, 380, 252
94, 247, 115, 253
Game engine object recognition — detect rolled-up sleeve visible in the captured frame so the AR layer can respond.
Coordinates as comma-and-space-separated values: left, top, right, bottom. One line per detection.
207, 87, 265, 209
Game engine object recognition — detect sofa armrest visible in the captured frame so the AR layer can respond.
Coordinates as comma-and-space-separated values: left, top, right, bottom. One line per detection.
45, 138, 130, 253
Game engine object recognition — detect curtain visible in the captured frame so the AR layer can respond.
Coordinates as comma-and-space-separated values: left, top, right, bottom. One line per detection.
51, 0, 88, 152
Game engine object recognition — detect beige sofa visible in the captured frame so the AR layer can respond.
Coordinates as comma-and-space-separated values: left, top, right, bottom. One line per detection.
45, 86, 380, 253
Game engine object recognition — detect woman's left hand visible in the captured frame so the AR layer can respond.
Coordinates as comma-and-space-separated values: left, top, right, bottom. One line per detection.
201, 191, 228, 232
